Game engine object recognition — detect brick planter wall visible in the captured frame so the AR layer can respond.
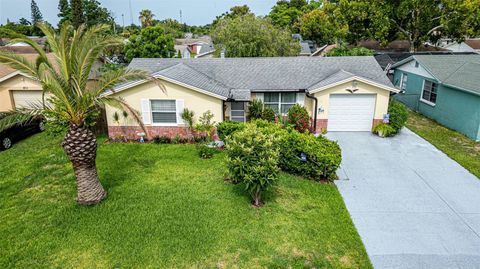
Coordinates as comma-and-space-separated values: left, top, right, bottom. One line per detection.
314, 119, 328, 134
108, 126, 189, 140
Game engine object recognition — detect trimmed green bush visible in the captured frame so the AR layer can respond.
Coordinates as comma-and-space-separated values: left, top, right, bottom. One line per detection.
248, 99, 264, 120
217, 121, 246, 141
287, 104, 311, 133
153, 135, 171, 144
388, 100, 408, 134
225, 124, 280, 207
197, 143, 217, 159
261, 106, 276, 122
373, 123, 396, 137
279, 131, 342, 181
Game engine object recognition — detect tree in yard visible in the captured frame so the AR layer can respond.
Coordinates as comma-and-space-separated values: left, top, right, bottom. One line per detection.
30, 0, 43, 36
387, 0, 480, 52
70, 0, 84, 28
19, 18, 31, 26
58, 0, 113, 28
139, 9, 155, 28
296, 3, 348, 45
0, 23, 158, 205
124, 25, 176, 61
211, 14, 300, 57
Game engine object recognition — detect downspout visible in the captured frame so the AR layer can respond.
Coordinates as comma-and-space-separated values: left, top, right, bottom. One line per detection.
306, 92, 318, 133
222, 100, 226, 121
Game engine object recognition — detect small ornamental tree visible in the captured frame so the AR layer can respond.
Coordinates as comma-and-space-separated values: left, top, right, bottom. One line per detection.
287, 104, 310, 133
225, 124, 280, 207
388, 100, 408, 134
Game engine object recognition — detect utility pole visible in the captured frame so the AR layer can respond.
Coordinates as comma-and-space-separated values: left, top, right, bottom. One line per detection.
122, 14, 125, 28
129, 0, 133, 25
180, 10, 182, 24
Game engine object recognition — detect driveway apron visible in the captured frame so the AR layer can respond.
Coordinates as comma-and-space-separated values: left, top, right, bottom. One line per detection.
327, 129, 480, 269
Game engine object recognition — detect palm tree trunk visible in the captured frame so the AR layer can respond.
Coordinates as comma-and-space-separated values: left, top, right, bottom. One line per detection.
62, 124, 107, 205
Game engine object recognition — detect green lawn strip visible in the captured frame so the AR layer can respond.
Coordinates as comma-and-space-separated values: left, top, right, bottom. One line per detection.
406, 110, 480, 178
0, 133, 371, 268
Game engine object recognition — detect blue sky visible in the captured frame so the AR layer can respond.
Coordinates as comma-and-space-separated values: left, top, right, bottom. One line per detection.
0, 0, 278, 26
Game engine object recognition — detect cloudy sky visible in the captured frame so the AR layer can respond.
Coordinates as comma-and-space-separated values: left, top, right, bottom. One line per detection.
0, 0, 278, 26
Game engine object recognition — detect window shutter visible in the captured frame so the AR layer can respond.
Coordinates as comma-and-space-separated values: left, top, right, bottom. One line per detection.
176, 99, 184, 124
256, 93, 264, 102
296, 93, 305, 106
141, 99, 151, 124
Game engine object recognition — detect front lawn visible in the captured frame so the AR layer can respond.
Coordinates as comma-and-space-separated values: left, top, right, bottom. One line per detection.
406, 110, 480, 178
0, 133, 371, 268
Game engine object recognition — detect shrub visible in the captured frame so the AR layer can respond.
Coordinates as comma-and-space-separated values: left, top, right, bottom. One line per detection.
194, 110, 216, 140
225, 124, 280, 207
197, 143, 217, 159
287, 104, 311, 133
172, 135, 181, 144
261, 106, 276, 122
278, 131, 342, 181
153, 135, 171, 144
181, 108, 195, 130
373, 123, 396, 137
388, 100, 408, 134
248, 99, 264, 120
217, 121, 246, 141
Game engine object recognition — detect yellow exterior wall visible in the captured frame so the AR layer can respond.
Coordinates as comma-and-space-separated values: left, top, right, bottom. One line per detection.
0, 75, 43, 112
105, 79, 224, 127
312, 81, 390, 120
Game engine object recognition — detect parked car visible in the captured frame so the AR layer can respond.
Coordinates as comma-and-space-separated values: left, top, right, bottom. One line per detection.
0, 113, 45, 150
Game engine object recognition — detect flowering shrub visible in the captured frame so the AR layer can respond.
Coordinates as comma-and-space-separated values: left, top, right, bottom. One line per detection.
287, 104, 311, 133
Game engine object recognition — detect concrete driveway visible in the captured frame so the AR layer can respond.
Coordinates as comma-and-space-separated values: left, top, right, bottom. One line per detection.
327, 129, 480, 269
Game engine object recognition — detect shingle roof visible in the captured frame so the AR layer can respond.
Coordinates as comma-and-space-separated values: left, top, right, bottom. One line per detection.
393, 55, 480, 95
121, 56, 394, 99
0, 53, 56, 79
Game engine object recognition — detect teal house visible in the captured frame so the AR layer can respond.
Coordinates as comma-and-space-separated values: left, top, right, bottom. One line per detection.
391, 55, 480, 141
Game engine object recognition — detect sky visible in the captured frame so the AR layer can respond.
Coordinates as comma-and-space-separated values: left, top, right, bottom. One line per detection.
0, 0, 278, 26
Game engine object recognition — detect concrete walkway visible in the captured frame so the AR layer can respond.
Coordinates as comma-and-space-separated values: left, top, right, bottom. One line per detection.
327, 129, 480, 269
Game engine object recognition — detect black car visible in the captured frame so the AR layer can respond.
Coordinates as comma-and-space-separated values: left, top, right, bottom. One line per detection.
0, 113, 45, 150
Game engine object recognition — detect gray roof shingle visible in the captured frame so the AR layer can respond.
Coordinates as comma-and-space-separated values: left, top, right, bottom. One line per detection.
123, 56, 394, 99
394, 55, 480, 95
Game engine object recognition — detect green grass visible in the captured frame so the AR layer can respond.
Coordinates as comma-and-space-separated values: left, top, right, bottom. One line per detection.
0, 133, 371, 269
406, 110, 480, 178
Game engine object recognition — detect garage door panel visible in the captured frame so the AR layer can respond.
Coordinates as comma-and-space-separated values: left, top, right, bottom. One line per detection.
12, 90, 43, 109
328, 94, 376, 132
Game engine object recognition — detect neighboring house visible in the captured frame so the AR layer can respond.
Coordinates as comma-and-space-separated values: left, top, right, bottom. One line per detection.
464, 39, 480, 53
103, 57, 398, 139
0, 37, 48, 54
392, 55, 480, 141
293, 34, 318, 56
175, 36, 214, 58
0, 54, 56, 112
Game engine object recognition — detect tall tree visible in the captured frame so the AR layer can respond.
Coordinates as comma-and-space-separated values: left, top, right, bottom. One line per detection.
387, 0, 480, 51
139, 9, 155, 28
211, 14, 300, 57
30, 0, 43, 25
71, 0, 84, 28
124, 25, 176, 61
57, 0, 71, 26
0, 23, 156, 205
30, 0, 43, 35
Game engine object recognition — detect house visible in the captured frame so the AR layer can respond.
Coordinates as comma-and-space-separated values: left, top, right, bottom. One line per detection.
391, 55, 480, 141
464, 39, 480, 53
174, 36, 215, 58
0, 54, 56, 112
292, 34, 318, 56
103, 57, 398, 139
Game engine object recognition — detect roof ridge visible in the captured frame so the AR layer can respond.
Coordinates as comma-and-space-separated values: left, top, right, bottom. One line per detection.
305, 69, 355, 90
442, 61, 469, 83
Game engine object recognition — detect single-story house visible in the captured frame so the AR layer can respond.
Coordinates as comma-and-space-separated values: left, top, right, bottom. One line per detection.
0, 54, 57, 112
103, 57, 398, 139
391, 55, 480, 141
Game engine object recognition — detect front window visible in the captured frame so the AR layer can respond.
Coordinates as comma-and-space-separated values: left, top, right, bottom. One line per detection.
264, 93, 297, 114
421, 80, 437, 104
400, 73, 408, 90
151, 100, 177, 123
230, 102, 246, 122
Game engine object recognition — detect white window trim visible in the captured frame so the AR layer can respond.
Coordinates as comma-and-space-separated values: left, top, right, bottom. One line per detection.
230, 102, 246, 122
150, 99, 178, 126
264, 93, 297, 115
400, 73, 408, 90
419, 80, 437, 107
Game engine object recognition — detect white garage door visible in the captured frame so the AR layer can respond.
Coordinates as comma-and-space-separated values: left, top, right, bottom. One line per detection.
328, 94, 376, 131
12, 90, 43, 109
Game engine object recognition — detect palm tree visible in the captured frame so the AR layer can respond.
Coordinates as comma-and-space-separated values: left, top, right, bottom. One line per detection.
0, 23, 158, 205
139, 9, 155, 28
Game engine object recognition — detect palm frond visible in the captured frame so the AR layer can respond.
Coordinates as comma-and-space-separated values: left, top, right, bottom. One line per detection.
0, 109, 43, 131
93, 68, 154, 96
